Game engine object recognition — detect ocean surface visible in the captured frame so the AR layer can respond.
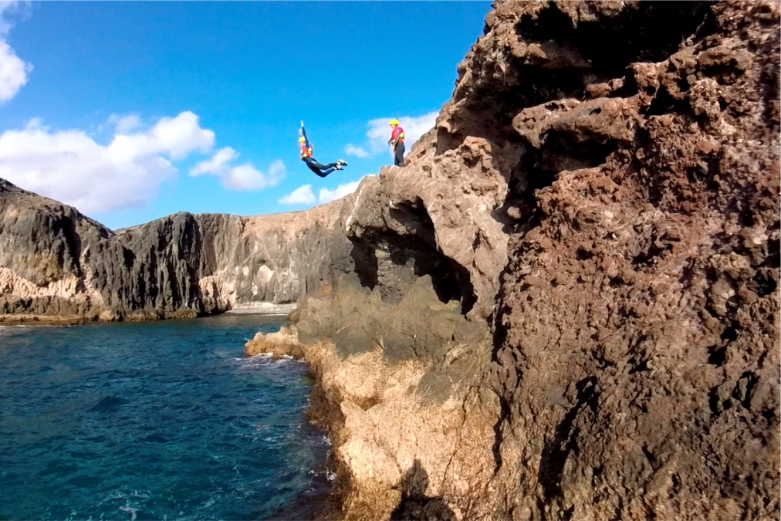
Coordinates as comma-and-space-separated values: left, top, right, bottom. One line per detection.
0, 315, 331, 520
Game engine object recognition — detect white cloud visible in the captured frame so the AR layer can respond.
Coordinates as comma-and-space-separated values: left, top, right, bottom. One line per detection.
267, 159, 286, 186
0, 38, 30, 103
280, 177, 367, 206
365, 111, 438, 156
279, 184, 315, 205
0, 1, 31, 103
109, 114, 142, 134
345, 144, 369, 158
24, 116, 42, 129
319, 180, 361, 204
190, 148, 285, 191
0, 2, 29, 35
223, 164, 267, 191
0, 111, 216, 214
190, 147, 237, 176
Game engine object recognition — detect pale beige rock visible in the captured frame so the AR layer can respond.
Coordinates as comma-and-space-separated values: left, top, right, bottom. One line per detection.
244, 326, 304, 359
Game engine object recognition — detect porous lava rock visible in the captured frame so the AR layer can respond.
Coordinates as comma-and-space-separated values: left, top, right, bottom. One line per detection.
291, 1, 780, 520
484, 2, 780, 520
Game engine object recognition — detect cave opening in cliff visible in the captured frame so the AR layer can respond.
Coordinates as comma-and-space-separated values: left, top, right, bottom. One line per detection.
349, 200, 477, 315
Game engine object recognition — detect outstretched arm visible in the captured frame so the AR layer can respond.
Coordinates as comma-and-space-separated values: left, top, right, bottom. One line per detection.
300, 121, 311, 148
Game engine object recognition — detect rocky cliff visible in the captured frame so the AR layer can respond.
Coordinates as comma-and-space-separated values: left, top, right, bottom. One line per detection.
3, 1, 779, 519
266, 1, 779, 520
0, 178, 352, 323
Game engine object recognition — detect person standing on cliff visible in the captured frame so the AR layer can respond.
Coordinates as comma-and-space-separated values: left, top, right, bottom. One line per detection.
388, 119, 405, 167
299, 121, 347, 178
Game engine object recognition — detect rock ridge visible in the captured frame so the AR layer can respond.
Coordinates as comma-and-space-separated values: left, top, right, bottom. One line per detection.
0, 178, 353, 323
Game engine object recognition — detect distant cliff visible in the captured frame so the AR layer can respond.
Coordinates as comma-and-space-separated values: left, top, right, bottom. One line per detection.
0, 178, 352, 323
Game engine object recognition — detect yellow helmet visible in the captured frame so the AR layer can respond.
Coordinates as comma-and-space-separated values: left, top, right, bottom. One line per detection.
298, 136, 306, 143
388, 119, 400, 126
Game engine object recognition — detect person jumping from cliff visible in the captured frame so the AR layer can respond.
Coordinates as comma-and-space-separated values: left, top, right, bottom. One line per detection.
388, 119, 405, 167
299, 121, 347, 178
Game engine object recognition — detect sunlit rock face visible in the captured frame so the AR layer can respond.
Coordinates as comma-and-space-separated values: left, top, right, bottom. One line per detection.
0, 178, 352, 323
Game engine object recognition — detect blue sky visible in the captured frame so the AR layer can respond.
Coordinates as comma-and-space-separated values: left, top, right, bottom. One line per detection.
0, 1, 490, 230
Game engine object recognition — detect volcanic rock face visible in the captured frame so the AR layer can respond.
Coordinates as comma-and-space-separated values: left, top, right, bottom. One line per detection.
287, 1, 779, 520
483, 3, 780, 520
3, 0, 779, 519
0, 178, 351, 322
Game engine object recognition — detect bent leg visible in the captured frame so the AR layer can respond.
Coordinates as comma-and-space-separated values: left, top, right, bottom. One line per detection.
308, 158, 338, 170
305, 157, 339, 178
311, 167, 336, 177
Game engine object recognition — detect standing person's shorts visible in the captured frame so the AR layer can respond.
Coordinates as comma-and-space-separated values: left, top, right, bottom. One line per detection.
394, 142, 405, 167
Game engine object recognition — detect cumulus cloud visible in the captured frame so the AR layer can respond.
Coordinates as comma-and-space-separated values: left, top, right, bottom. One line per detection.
190, 149, 285, 191
280, 178, 364, 206
0, 1, 32, 103
318, 180, 361, 204
0, 39, 30, 102
109, 114, 142, 134
0, 1, 29, 35
190, 147, 237, 176
223, 164, 266, 191
0, 111, 216, 214
344, 144, 369, 158
279, 184, 315, 205
364, 111, 438, 156
24, 116, 42, 129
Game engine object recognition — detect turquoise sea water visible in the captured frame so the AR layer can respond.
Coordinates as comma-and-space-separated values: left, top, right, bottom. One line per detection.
0, 315, 330, 520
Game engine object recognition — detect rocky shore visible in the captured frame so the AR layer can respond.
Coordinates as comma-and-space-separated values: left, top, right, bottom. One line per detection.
242, 2, 780, 520
3, 0, 779, 519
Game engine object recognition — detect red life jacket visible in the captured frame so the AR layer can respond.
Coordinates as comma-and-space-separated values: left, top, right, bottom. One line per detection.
391, 126, 405, 144
300, 143, 313, 159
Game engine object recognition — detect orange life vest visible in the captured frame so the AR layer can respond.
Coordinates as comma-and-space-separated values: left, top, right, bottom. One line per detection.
390, 126, 405, 144
300, 143, 313, 159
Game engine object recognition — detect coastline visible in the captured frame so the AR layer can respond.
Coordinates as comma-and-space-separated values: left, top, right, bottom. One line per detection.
0, 303, 298, 326
225, 303, 298, 316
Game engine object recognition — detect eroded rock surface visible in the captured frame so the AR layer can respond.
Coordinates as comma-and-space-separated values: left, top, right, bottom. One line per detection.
3, 1, 779, 519
484, 3, 780, 520
290, 1, 780, 520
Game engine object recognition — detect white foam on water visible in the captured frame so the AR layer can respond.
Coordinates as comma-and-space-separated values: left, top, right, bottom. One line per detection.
98, 489, 127, 505
119, 503, 138, 521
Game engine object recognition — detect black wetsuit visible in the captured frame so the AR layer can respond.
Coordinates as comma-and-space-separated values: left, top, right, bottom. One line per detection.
303, 158, 339, 178
394, 141, 405, 167
300, 126, 339, 177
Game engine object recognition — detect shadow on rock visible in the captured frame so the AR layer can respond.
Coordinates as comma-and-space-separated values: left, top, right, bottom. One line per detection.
390, 459, 456, 521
